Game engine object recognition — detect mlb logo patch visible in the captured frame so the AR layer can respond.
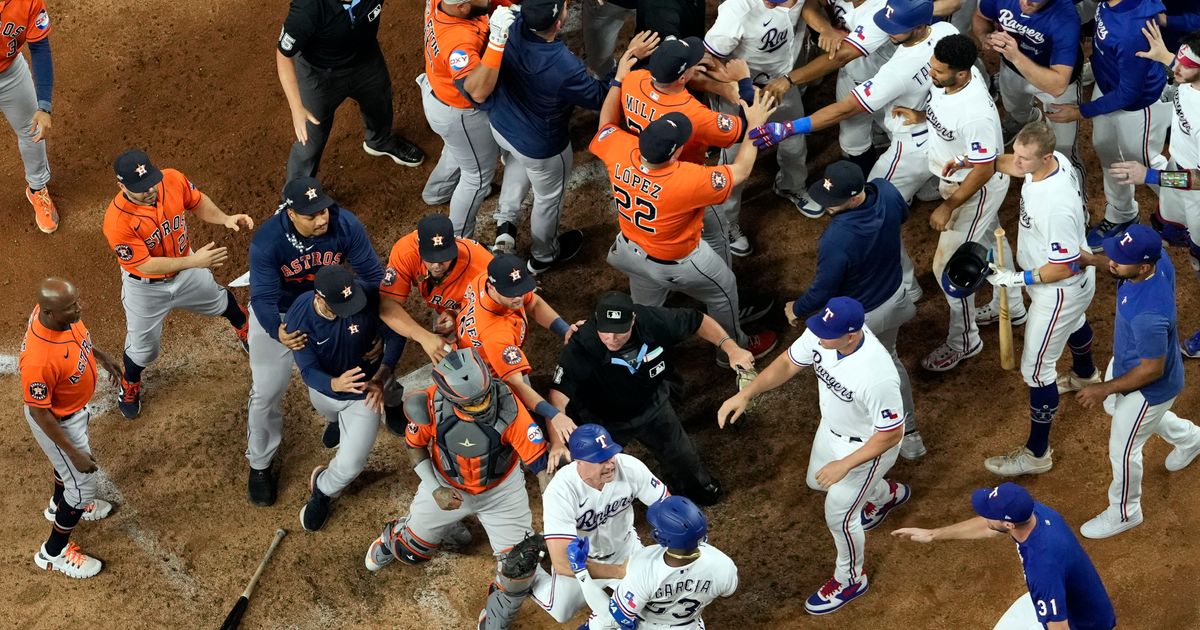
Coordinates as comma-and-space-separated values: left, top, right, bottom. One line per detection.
971, 141, 987, 154
881, 409, 899, 420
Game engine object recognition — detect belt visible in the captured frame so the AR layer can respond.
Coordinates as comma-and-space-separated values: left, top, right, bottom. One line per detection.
126, 272, 174, 284
830, 428, 864, 443
620, 235, 681, 265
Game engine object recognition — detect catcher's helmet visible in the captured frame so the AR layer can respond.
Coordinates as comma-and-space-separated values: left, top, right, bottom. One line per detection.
647, 496, 708, 550
873, 0, 934, 35
432, 348, 495, 415
941, 241, 992, 299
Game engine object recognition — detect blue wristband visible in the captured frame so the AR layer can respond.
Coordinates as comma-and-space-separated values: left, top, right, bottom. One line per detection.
535, 400, 560, 419
1023, 270, 1035, 286
793, 117, 812, 134
1145, 168, 1161, 186
550, 317, 570, 339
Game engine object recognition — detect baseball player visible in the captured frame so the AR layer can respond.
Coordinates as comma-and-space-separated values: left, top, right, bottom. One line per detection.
893, 482, 1117, 629
1046, 0, 1170, 251
380, 213, 492, 364
719, 297, 910, 615
245, 176, 384, 507
102, 149, 253, 420
363, 349, 549, 630
285, 265, 405, 532
530, 424, 669, 622
22, 278, 124, 579
594, 47, 780, 361
419, 0, 516, 238
0, 0, 56, 232
1070, 225, 1200, 539
579, 495, 738, 629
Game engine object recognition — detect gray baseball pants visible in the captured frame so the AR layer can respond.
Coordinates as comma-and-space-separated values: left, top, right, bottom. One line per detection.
26, 407, 95, 509
864, 284, 917, 431
1, 53, 50, 189
308, 389, 381, 497
491, 128, 572, 262
245, 303, 294, 470
121, 268, 229, 368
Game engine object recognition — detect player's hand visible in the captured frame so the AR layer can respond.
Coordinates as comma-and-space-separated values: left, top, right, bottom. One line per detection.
1136, 20, 1172, 65
986, 264, 1025, 287
489, 6, 517, 46
784, 300, 800, 327
748, 118, 801, 149
433, 486, 464, 511
764, 76, 792, 103
814, 458, 852, 488
69, 449, 98, 474
433, 310, 457, 336
724, 58, 751, 81
549, 412, 577, 444
548, 441, 571, 474
817, 28, 849, 58
891, 527, 936, 543
97, 356, 124, 386
562, 320, 585, 345
1109, 161, 1150, 185
928, 205, 953, 232
362, 336, 385, 362
278, 324, 308, 350
716, 394, 748, 428
567, 536, 591, 574
941, 156, 969, 178
741, 88, 778, 129
290, 105, 320, 145
419, 330, 453, 363
985, 30, 1022, 61
30, 110, 51, 143
891, 106, 923, 126
625, 30, 661, 62
1075, 382, 1109, 409
364, 377, 386, 413
224, 214, 255, 232
724, 345, 754, 371
331, 366, 368, 394
189, 241, 230, 269
1046, 104, 1082, 123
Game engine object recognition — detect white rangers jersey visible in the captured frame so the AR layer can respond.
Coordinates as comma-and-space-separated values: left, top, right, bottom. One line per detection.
786, 326, 904, 439
609, 543, 738, 629
542, 453, 668, 562
925, 66, 1004, 182
703, 0, 808, 83
829, 0, 895, 82
851, 21, 959, 138
1016, 151, 1088, 288
1172, 83, 1200, 170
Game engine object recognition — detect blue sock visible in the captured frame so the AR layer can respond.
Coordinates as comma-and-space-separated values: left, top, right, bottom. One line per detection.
123, 353, 145, 383
1025, 384, 1059, 457
222, 291, 247, 328
1067, 321, 1096, 378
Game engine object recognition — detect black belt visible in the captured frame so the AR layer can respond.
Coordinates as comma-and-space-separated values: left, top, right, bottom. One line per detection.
621, 235, 681, 265
126, 273, 174, 284
830, 429, 864, 443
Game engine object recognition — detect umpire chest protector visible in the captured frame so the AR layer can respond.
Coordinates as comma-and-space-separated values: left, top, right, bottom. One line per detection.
406, 385, 522, 488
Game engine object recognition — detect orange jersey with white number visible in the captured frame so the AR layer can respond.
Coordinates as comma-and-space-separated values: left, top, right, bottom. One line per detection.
102, 169, 202, 279
589, 123, 734, 260
0, 0, 51, 74
19, 307, 97, 418
455, 272, 534, 381
381, 231, 494, 314
423, 1, 488, 109
619, 69, 742, 164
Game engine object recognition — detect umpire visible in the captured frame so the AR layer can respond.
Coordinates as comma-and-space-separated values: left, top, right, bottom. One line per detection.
785, 161, 925, 461
548, 291, 755, 505
276, 0, 424, 182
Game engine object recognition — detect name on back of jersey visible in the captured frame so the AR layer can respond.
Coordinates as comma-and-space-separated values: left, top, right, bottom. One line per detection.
612, 162, 664, 198
653, 577, 716, 600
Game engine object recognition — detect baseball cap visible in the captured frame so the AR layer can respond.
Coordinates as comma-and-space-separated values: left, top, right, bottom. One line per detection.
283, 176, 336, 216
417, 214, 458, 263
648, 36, 704, 84
639, 112, 693, 164
1102, 223, 1163, 265
808, 161, 866, 208
595, 291, 635, 333
487, 254, 536, 298
971, 482, 1035, 523
523, 0, 566, 31
114, 149, 164, 193
569, 424, 623, 463
873, 0, 934, 35
805, 296, 865, 340
314, 265, 367, 318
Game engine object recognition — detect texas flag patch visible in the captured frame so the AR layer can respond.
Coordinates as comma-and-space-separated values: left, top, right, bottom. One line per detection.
862, 80, 873, 97
1051, 242, 1069, 254
971, 141, 988, 154
854, 25, 866, 40
881, 409, 899, 421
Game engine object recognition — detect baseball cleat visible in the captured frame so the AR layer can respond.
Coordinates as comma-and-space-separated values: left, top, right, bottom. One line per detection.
118, 378, 142, 419
35, 542, 102, 579
300, 465, 331, 532
774, 185, 824, 219
745, 331, 779, 360
906, 282, 923, 304
861, 481, 911, 531
1086, 218, 1135, 253
920, 342, 982, 372
1165, 441, 1200, 472
984, 447, 1054, 477
899, 430, 927, 460
365, 518, 403, 571
804, 574, 869, 615
27, 187, 59, 234
492, 222, 517, 255
728, 224, 752, 257
1181, 331, 1200, 359
1080, 508, 1142, 540
528, 229, 584, 275
44, 498, 113, 523
322, 421, 341, 449
974, 303, 1027, 327
248, 466, 277, 507
362, 137, 425, 167
1150, 211, 1192, 247
234, 305, 250, 353
1056, 369, 1101, 394
738, 295, 775, 325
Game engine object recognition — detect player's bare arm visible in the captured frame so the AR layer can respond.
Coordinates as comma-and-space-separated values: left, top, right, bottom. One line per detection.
461, 6, 518, 103
27, 406, 97, 473
549, 537, 626, 579
597, 34, 650, 129
381, 298, 450, 363
814, 427, 903, 488
504, 373, 577, 460
930, 159, 996, 231
695, 314, 754, 370
276, 50, 319, 145
799, 0, 846, 58
545, 389, 575, 468
91, 346, 124, 385
527, 294, 580, 344
970, 6, 995, 45
191, 193, 254, 232
892, 515, 1005, 543
133, 241, 228, 276
987, 30, 1071, 97
717, 350, 805, 427
1076, 356, 1166, 409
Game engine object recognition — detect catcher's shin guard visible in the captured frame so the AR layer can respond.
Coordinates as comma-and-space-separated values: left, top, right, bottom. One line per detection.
480, 534, 545, 629
391, 522, 439, 565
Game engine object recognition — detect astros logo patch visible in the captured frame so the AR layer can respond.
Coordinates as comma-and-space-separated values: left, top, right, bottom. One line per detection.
115, 244, 134, 262
710, 171, 728, 190
449, 50, 470, 72
502, 345, 523, 365
383, 267, 397, 286
716, 114, 734, 132
29, 382, 48, 401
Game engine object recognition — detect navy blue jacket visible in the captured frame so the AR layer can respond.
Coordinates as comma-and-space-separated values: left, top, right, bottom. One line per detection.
285, 285, 405, 401
1162, 0, 1200, 51
792, 180, 908, 317
486, 14, 607, 159
1082, 0, 1167, 118
249, 206, 384, 340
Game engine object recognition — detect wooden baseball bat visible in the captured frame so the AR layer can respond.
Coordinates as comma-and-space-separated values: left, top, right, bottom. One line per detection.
994, 228, 1016, 371
219, 528, 287, 630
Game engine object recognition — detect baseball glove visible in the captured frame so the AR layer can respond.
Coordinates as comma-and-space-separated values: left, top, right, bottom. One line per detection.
501, 533, 546, 579
736, 368, 759, 413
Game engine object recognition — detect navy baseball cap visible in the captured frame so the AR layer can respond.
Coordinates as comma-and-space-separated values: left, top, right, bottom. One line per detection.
523, 0, 566, 31
806, 297, 865, 340
417, 214, 458, 263
1102, 223, 1163, 265
595, 291, 635, 333
640, 113, 693, 164
114, 149, 163, 193
315, 265, 367, 318
971, 482, 1035, 523
873, 0, 934, 35
569, 424, 623, 463
648, 37, 704, 84
283, 177, 336, 216
488, 254, 536, 298
808, 161, 866, 208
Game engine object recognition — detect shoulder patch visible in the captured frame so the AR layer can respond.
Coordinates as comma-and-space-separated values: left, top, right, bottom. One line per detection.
598, 126, 617, 141
552, 365, 563, 384
527, 424, 545, 444
711, 171, 728, 191
115, 244, 134, 262
502, 345, 524, 366
279, 27, 295, 52
35, 9, 50, 30
716, 114, 734, 132
383, 267, 397, 286
407, 421, 419, 434
29, 382, 48, 401
449, 50, 470, 72
186, 179, 197, 190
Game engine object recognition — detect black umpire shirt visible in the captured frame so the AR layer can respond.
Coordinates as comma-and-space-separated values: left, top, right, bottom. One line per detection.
278, 0, 385, 69
552, 305, 702, 420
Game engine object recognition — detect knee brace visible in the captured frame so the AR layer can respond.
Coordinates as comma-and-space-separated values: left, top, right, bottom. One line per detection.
391, 523, 439, 565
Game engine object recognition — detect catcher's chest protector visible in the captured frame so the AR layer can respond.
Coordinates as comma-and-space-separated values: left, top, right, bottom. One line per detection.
431, 389, 521, 487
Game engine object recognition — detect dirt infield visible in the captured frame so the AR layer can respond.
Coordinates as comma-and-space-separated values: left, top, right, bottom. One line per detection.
3, 0, 1200, 628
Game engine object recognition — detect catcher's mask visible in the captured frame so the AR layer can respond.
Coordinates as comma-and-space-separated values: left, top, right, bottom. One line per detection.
432, 348, 496, 418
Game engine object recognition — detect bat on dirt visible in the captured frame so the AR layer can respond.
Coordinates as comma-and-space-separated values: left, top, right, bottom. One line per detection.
994, 228, 1015, 371
220, 528, 286, 630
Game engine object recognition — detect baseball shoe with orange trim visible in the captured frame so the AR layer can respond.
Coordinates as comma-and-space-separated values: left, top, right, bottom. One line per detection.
299, 465, 331, 532
119, 378, 142, 419
234, 304, 249, 353
44, 498, 113, 522
35, 542, 102, 579
27, 187, 59, 234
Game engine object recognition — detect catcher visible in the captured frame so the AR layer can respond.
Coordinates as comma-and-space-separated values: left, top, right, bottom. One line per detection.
547, 291, 754, 506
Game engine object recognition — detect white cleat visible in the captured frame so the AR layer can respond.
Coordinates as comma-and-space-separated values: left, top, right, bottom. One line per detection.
1056, 370, 1102, 394
44, 499, 113, 523
985, 447, 1053, 477
35, 542, 102, 579
975, 302, 1027, 326
1080, 508, 1142, 540
1166, 441, 1200, 472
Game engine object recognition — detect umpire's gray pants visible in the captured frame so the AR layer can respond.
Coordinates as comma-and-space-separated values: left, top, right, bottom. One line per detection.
491, 127, 572, 262
864, 284, 917, 431
419, 73, 500, 239
581, 0, 633, 78
1, 54, 50, 189
246, 304, 293, 471
308, 389, 381, 497
608, 235, 747, 346
26, 407, 95, 509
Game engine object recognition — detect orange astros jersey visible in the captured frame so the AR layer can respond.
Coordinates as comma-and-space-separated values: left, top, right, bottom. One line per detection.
381, 231, 494, 314
620, 69, 742, 164
0, 0, 51, 74
423, 0, 488, 109
20, 307, 97, 419
103, 169, 203, 279
589, 123, 734, 261
455, 272, 534, 381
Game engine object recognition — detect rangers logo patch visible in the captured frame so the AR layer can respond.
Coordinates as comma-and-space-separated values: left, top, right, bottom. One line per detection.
598, 126, 617, 141
527, 424, 544, 444
716, 114, 734, 132
1051, 242, 1068, 255
971, 141, 987, 154
449, 50, 470, 72
710, 171, 728, 190
29, 382, 48, 401
502, 345, 523, 366
383, 267, 397, 286
115, 244, 134, 262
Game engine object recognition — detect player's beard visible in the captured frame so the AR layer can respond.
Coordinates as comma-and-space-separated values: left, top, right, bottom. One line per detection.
467, 3, 489, 17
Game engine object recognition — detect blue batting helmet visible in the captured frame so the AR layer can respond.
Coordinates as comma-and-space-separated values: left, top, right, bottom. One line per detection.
873, 0, 934, 35
569, 424, 623, 463
647, 496, 708, 550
